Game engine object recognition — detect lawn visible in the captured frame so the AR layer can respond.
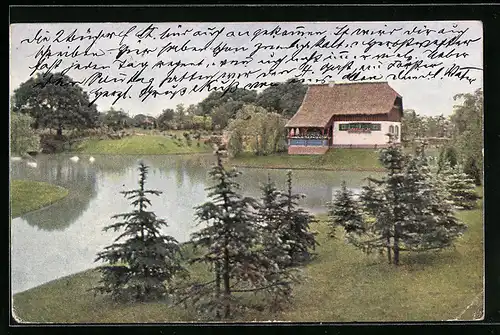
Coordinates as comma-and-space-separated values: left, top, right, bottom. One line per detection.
12, 192, 483, 323
10, 180, 69, 218
229, 149, 384, 171
73, 135, 212, 155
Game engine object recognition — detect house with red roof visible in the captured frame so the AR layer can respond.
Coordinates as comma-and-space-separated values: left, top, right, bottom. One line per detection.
285, 82, 403, 155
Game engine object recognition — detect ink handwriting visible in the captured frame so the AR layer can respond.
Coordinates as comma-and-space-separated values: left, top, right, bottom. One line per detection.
17, 22, 482, 106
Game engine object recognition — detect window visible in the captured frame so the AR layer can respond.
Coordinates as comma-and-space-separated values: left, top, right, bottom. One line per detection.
389, 125, 395, 134
395, 125, 399, 137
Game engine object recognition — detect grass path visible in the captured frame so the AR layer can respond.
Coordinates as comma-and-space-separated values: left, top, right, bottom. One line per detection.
10, 180, 69, 218
74, 135, 212, 155
12, 196, 483, 323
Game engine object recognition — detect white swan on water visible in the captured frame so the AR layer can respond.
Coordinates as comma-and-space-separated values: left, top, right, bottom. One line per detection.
89, 156, 95, 163
70, 156, 80, 162
26, 161, 37, 168
11, 157, 22, 161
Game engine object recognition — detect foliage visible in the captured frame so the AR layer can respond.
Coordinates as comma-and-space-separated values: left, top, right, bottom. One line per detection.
11, 72, 99, 135
102, 108, 131, 131
179, 152, 295, 319
327, 181, 365, 238
227, 104, 288, 157
94, 163, 187, 301
347, 139, 467, 265
437, 145, 459, 173
199, 89, 258, 116
439, 163, 481, 210
280, 170, 319, 265
450, 89, 483, 185
10, 112, 40, 155
255, 79, 307, 118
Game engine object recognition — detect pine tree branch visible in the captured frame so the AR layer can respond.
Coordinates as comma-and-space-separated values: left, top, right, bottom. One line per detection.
230, 281, 289, 293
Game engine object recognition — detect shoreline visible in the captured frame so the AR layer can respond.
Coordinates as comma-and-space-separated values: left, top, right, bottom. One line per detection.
10, 180, 69, 219
229, 164, 385, 172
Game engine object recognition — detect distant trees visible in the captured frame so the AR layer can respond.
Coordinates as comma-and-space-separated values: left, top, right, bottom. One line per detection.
133, 113, 157, 129
102, 108, 131, 131
256, 79, 307, 118
10, 112, 40, 155
450, 89, 483, 185
227, 104, 288, 157
401, 88, 483, 185
11, 72, 99, 136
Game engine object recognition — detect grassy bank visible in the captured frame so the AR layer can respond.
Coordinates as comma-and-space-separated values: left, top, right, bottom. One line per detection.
229, 149, 384, 171
74, 135, 212, 155
13, 196, 483, 322
10, 180, 69, 218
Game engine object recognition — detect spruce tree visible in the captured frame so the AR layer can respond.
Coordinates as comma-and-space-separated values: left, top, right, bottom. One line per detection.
258, 174, 292, 267
464, 156, 482, 186
437, 145, 458, 173
183, 151, 294, 319
279, 170, 319, 265
327, 181, 365, 237
440, 163, 481, 210
257, 174, 299, 310
402, 153, 467, 252
94, 162, 187, 301
347, 137, 467, 265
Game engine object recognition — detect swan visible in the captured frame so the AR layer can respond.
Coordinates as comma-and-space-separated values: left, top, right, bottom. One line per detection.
10, 156, 22, 161
89, 156, 95, 163
70, 156, 80, 162
26, 161, 37, 168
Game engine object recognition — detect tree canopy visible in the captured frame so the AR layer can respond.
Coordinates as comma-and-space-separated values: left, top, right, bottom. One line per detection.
11, 72, 99, 135
256, 79, 307, 118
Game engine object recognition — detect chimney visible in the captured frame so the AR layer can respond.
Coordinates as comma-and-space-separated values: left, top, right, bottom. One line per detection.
328, 81, 336, 87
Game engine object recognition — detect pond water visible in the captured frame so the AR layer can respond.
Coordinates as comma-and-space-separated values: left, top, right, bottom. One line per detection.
10, 154, 381, 294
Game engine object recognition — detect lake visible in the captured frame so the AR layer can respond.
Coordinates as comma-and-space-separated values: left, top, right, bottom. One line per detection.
10, 154, 381, 294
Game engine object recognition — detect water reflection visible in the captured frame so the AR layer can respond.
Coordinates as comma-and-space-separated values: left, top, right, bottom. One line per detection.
10, 154, 380, 294
12, 157, 100, 231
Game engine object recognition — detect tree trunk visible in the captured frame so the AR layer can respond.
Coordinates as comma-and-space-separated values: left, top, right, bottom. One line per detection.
57, 125, 63, 137
393, 224, 400, 265
214, 260, 221, 319
223, 245, 231, 318
386, 235, 392, 264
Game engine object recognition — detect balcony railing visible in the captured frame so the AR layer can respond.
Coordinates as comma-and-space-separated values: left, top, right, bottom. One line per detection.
288, 136, 330, 147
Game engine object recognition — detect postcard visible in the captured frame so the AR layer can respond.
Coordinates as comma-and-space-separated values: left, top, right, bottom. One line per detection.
9, 19, 484, 323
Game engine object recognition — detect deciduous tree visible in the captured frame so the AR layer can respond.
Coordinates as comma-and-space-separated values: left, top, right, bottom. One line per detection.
11, 72, 99, 136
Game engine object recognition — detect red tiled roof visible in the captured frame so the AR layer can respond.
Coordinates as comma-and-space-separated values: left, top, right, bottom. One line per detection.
286, 82, 402, 128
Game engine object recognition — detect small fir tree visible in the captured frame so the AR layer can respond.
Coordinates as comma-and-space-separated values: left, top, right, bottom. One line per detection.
347, 137, 466, 265
94, 162, 187, 301
279, 170, 319, 265
437, 145, 459, 173
401, 154, 467, 252
258, 174, 292, 267
182, 151, 295, 319
464, 155, 482, 186
327, 181, 365, 237
257, 174, 299, 310
440, 163, 481, 209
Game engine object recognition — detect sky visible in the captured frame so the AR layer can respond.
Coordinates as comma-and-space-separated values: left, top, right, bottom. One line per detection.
9, 21, 483, 117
